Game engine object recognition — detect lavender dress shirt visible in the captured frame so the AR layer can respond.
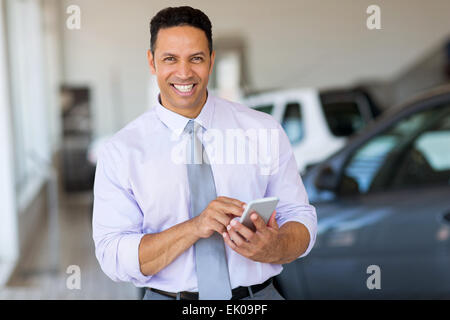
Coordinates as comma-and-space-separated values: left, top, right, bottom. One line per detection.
92, 93, 317, 292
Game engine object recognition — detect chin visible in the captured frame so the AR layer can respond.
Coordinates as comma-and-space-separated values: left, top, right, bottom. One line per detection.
174, 93, 201, 104
173, 96, 196, 106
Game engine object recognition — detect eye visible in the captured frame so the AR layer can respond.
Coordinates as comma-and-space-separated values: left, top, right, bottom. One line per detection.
192, 56, 204, 62
164, 56, 175, 62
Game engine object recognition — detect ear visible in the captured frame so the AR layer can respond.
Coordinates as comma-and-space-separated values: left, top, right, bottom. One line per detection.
208, 50, 216, 76
147, 49, 156, 74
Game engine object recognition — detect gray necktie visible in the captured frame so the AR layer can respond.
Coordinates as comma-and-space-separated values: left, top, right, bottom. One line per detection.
185, 120, 232, 300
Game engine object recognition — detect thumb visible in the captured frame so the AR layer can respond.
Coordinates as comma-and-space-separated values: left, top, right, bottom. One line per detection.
267, 211, 278, 230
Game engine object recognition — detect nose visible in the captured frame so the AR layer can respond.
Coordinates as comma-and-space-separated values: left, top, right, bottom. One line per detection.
175, 60, 193, 79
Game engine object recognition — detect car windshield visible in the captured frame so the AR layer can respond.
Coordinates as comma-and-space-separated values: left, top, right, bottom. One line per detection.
254, 104, 274, 115
321, 101, 365, 137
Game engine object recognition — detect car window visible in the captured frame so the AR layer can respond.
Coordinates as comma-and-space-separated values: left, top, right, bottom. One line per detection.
388, 112, 450, 189
340, 104, 450, 195
281, 102, 303, 145
254, 104, 274, 115
322, 101, 365, 137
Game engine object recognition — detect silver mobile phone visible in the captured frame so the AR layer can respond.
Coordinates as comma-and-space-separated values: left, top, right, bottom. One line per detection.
239, 197, 279, 231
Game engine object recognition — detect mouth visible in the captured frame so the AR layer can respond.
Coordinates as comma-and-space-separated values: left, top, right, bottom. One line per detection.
170, 83, 197, 96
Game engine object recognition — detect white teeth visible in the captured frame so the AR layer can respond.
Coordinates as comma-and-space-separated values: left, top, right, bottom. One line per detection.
173, 84, 194, 92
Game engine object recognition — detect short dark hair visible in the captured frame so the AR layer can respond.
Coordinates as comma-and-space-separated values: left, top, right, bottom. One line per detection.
150, 6, 213, 55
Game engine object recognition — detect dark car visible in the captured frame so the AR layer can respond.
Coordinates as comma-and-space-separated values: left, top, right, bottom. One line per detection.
274, 84, 450, 299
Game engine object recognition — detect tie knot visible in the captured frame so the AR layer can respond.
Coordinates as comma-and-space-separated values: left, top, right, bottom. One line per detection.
185, 120, 202, 135
185, 120, 194, 134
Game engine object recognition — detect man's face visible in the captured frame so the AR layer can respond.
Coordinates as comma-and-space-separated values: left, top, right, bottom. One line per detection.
148, 25, 215, 116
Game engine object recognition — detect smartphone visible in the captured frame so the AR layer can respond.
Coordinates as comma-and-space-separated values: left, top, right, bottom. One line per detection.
239, 197, 279, 231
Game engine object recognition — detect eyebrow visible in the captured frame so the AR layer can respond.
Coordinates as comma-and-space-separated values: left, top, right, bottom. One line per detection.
161, 51, 206, 58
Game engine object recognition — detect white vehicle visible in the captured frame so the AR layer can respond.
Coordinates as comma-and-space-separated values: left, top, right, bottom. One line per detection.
243, 87, 381, 173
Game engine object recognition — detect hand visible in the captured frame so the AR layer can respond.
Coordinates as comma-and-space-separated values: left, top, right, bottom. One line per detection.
223, 211, 280, 263
193, 196, 246, 239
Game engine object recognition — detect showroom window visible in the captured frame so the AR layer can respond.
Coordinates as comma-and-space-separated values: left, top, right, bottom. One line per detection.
0, 0, 19, 269
281, 102, 304, 145
6, 0, 50, 209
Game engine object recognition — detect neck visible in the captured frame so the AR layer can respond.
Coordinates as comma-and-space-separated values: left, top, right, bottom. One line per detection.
159, 92, 208, 119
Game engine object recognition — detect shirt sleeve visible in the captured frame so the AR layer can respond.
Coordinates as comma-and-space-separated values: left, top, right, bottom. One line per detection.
92, 141, 152, 284
265, 123, 318, 259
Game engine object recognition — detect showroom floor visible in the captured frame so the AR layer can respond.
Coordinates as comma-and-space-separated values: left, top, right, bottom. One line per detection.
0, 190, 140, 300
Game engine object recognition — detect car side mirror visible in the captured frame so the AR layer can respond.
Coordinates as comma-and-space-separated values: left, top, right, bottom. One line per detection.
314, 166, 339, 191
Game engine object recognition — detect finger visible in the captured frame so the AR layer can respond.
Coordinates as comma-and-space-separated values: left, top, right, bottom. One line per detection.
216, 196, 246, 209
222, 232, 238, 250
226, 224, 248, 248
229, 219, 255, 241
267, 211, 279, 230
251, 213, 268, 233
215, 201, 245, 217
212, 210, 234, 228
209, 218, 227, 235
222, 232, 247, 256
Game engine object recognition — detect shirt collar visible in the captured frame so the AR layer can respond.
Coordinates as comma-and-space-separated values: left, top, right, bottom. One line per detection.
155, 91, 215, 136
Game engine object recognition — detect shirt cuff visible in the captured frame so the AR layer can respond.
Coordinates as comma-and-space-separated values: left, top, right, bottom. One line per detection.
117, 233, 151, 283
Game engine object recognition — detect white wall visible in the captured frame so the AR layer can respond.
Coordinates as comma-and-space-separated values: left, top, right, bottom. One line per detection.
60, 0, 450, 137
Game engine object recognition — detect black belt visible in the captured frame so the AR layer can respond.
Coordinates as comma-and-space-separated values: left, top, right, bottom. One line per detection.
149, 277, 273, 300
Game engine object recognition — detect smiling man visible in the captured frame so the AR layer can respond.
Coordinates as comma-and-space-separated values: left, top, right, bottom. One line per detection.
92, 6, 317, 300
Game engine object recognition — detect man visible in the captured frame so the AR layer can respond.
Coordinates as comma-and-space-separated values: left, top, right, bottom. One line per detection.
93, 6, 317, 300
